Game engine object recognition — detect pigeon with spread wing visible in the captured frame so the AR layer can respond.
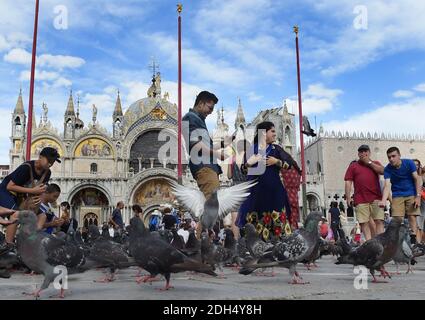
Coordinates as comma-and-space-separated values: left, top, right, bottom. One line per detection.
171, 180, 257, 230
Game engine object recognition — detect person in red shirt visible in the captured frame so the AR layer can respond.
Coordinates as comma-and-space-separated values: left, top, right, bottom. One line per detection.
344, 145, 385, 241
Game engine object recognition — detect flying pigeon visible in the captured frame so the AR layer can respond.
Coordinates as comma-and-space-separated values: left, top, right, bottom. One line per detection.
335, 219, 403, 283
171, 180, 257, 230
16, 211, 86, 299
128, 217, 216, 290
239, 212, 323, 284
302, 116, 316, 137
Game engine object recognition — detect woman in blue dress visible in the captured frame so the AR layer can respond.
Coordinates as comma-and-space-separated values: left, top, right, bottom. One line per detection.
236, 121, 293, 241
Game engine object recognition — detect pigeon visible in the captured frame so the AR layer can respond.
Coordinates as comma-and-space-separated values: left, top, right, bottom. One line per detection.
335, 219, 403, 283
0, 248, 18, 279
239, 212, 323, 284
223, 229, 239, 267
86, 225, 133, 282
236, 237, 251, 266
200, 231, 232, 276
393, 224, 416, 274
16, 211, 86, 299
243, 223, 274, 263
129, 217, 216, 290
170, 228, 185, 250
302, 116, 316, 137
101, 225, 111, 240
171, 180, 257, 230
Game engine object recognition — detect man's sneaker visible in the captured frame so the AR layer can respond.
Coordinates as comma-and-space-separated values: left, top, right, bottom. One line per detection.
0, 242, 15, 255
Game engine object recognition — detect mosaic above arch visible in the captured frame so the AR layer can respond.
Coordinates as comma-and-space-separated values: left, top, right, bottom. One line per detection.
74, 138, 114, 157
31, 138, 63, 157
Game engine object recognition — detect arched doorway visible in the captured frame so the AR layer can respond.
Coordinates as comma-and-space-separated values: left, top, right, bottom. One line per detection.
306, 193, 320, 212
83, 212, 99, 228
132, 177, 176, 223
70, 187, 110, 229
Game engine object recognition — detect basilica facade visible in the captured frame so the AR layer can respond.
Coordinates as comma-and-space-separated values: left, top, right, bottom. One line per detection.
9, 73, 193, 228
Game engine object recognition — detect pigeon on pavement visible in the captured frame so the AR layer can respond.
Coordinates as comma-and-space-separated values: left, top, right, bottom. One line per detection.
239, 212, 323, 284
335, 219, 403, 283
129, 217, 216, 290
16, 211, 86, 299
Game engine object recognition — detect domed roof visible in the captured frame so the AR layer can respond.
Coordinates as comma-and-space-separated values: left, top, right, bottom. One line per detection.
123, 96, 177, 131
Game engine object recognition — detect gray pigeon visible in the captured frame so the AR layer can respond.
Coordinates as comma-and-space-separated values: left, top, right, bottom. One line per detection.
393, 224, 415, 274
335, 219, 403, 283
87, 225, 133, 282
16, 211, 86, 299
171, 180, 257, 230
129, 217, 216, 290
239, 212, 323, 284
200, 231, 232, 276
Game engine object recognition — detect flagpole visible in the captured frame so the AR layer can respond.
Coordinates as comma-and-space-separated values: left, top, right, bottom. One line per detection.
26, 0, 40, 161
177, 3, 183, 184
294, 25, 308, 221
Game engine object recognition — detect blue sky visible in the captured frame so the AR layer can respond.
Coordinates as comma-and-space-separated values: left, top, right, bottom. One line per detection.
1, 0, 425, 164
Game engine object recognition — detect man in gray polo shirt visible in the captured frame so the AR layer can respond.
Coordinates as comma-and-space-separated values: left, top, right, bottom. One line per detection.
182, 91, 229, 238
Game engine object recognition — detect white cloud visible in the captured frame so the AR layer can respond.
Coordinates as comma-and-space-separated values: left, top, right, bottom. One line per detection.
247, 91, 263, 102
414, 83, 425, 92
38, 54, 85, 70
324, 97, 425, 135
393, 90, 414, 98
19, 69, 60, 82
4, 48, 32, 64
292, 83, 344, 115
4, 49, 85, 70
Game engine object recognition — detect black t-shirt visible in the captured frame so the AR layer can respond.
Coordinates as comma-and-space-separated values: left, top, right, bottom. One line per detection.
60, 219, 78, 233
0, 161, 51, 192
162, 214, 177, 230
329, 207, 340, 224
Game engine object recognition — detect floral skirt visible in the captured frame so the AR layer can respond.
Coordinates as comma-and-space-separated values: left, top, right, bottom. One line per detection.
246, 210, 292, 242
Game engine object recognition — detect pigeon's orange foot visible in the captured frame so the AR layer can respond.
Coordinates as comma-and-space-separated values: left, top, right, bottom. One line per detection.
289, 275, 309, 285
136, 275, 158, 284
94, 274, 115, 283
49, 288, 66, 299
22, 289, 41, 299
158, 284, 174, 291
379, 267, 391, 279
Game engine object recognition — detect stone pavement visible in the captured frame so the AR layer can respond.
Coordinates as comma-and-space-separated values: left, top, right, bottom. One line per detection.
2, 255, 425, 300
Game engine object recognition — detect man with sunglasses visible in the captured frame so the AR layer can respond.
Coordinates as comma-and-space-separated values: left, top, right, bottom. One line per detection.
345, 145, 385, 241
380, 147, 423, 243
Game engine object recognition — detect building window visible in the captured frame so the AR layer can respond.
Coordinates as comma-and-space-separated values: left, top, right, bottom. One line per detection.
90, 163, 98, 174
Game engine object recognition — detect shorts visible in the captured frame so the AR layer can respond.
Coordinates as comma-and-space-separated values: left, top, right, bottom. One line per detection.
0, 189, 18, 212
195, 167, 220, 200
391, 196, 421, 217
355, 201, 384, 224
416, 200, 425, 230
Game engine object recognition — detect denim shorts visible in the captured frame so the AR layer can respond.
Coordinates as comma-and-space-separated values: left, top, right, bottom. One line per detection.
0, 189, 18, 211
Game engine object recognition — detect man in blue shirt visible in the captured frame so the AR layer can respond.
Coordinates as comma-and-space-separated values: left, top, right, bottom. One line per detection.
380, 147, 423, 243
182, 91, 230, 238
109, 201, 125, 230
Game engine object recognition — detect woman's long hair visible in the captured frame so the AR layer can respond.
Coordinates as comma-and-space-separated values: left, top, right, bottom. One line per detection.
413, 159, 422, 175
253, 121, 275, 145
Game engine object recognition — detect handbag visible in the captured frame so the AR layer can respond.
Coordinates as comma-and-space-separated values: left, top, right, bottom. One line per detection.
18, 163, 48, 212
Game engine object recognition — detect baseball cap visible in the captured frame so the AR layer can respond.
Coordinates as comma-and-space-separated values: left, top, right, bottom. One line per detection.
40, 147, 61, 163
357, 145, 370, 152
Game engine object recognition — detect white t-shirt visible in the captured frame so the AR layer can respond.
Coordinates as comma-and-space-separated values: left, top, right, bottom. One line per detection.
177, 229, 189, 243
